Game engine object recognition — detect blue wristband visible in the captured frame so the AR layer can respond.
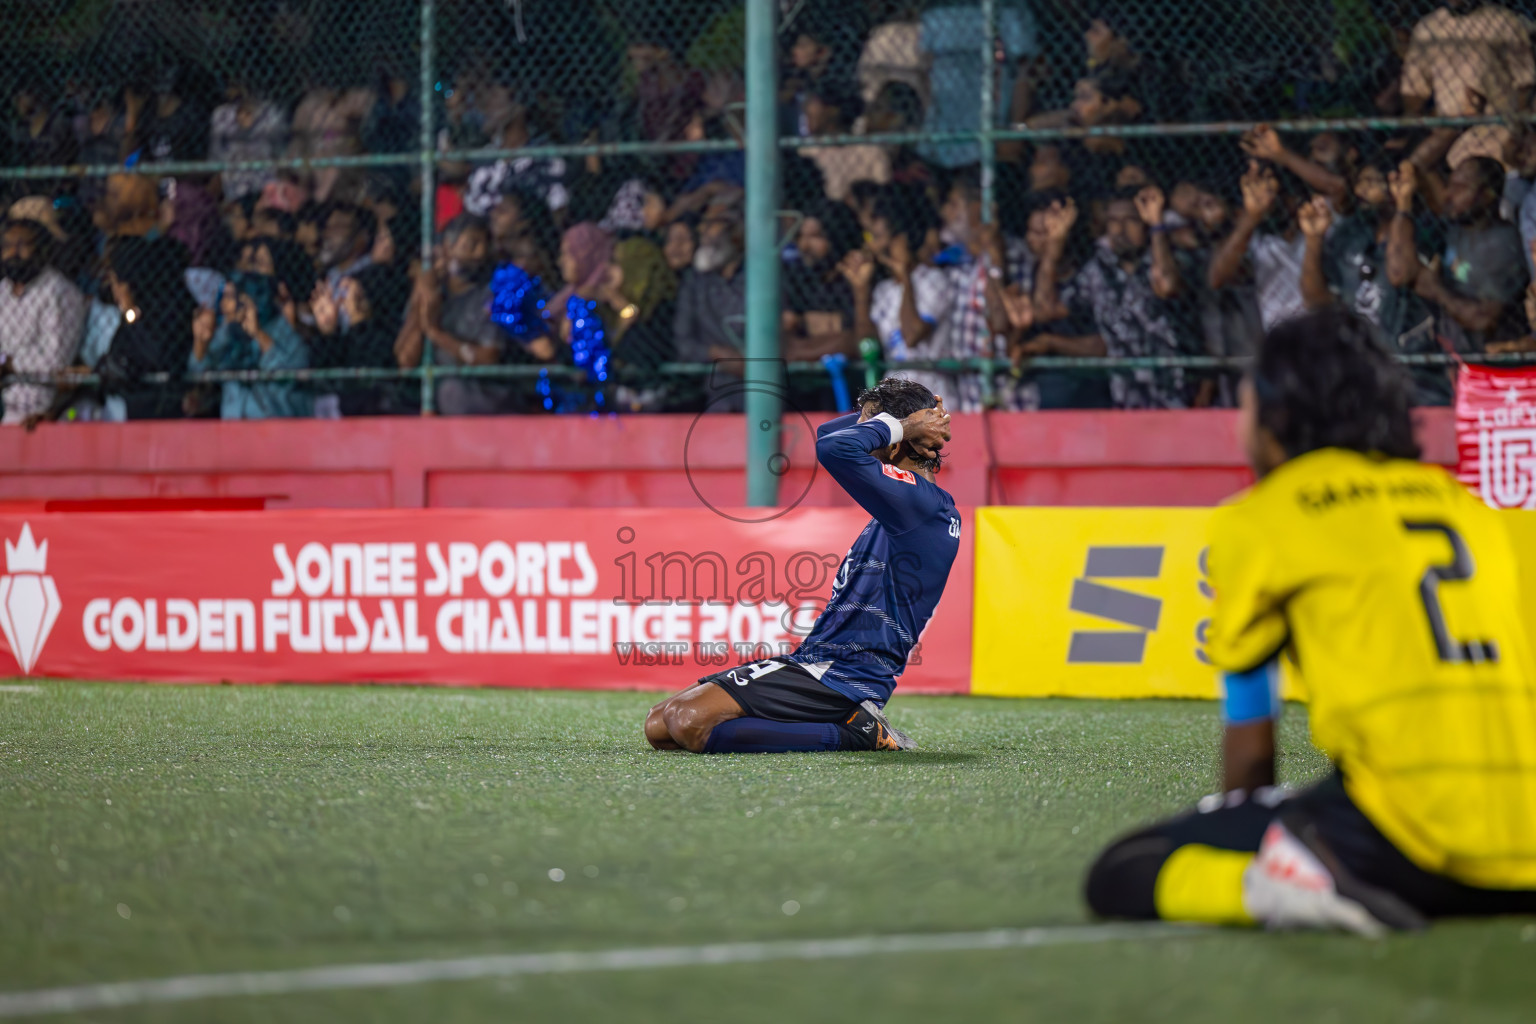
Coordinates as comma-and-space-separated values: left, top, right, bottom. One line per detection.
1221, 658, 1282, 725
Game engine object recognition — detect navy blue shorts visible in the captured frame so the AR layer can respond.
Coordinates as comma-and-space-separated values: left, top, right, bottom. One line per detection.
700, 659, 860, 723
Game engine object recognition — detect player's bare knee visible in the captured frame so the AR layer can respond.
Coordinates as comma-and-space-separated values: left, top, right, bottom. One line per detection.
662, 702, 715, 752
644, 705, 674, 748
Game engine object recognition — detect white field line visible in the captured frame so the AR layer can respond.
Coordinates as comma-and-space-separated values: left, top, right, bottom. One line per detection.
0, 923, 1208, 1018
0, 685, 40, 693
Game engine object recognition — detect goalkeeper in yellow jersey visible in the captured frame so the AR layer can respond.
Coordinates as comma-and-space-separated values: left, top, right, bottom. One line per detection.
1086, 308, 1536, 934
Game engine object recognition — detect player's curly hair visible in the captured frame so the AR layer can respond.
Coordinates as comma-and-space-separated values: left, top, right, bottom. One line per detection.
1252, 307, 1421, 462
855, 377, 947, 473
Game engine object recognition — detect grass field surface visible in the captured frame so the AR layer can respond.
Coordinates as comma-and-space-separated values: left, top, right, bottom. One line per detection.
1, 682, 1532, 1022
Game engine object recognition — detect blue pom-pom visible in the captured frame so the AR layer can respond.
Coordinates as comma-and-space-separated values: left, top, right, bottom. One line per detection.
490, 264, 548, 342
566, 294, 611, 398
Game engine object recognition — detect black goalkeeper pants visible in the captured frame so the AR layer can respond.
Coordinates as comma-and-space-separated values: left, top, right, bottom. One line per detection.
1086, 773, 1536, 920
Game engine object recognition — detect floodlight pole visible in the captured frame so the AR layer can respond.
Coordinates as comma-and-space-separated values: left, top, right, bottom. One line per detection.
980, 0, 995, 224
419, 0, 438, 414
744, 0, 783, 508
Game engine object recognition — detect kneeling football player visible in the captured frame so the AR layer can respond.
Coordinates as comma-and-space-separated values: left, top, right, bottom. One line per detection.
1085, 308, 1536, 933
645, 378, 960, 753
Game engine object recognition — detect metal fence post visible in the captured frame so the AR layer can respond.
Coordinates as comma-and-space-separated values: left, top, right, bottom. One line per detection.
744, 0, 782, 507
980, 0, 995, 224
418, 0, 437, 415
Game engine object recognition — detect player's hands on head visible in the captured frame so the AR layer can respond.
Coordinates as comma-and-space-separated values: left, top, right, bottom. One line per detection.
901, 399, 951, 461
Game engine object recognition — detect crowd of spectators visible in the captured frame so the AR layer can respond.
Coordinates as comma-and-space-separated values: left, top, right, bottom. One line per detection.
5, 0, 1536, 423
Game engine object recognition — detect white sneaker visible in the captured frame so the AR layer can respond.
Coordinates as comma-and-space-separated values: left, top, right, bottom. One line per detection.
1243, 820, 1425, 936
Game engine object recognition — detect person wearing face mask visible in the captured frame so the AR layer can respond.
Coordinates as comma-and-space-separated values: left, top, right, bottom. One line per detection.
0, 209, 85, 425
188, 237, 313, 420
394, 214, 521, 415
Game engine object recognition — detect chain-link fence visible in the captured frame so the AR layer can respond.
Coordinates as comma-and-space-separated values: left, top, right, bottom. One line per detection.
3, 0, 1536, 425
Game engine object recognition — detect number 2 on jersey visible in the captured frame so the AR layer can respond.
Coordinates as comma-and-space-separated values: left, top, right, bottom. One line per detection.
1402, 520, 1500, 665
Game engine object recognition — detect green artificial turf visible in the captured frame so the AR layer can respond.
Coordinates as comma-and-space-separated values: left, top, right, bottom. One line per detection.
0, 682, 1532, 1022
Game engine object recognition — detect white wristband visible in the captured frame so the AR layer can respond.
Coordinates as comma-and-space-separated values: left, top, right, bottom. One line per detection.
872, 412, 904, 446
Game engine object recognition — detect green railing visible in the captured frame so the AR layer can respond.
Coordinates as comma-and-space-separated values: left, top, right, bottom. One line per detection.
16, 350, 1535, 420
11, 0, 1536, 497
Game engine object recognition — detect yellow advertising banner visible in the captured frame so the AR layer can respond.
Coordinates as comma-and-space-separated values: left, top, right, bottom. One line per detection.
973, 507, 1536, 700
973, 508, 1223, 699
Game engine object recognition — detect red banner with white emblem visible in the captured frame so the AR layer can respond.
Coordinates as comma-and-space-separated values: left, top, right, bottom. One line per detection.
1456, 362, 1536, 510
0, 509, 972, 694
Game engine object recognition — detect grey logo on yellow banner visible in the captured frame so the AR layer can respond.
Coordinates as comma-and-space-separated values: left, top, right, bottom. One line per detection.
1067, 546, 1164, 663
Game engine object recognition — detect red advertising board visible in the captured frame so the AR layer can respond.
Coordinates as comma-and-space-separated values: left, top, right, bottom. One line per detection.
0, 508, 973, 694
1457, 362, 1536, 510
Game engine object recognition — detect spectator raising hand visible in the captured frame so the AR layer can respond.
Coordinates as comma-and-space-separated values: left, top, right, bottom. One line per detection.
1240, 161, 1280, 221
1135, 185, 1181, 301
1033, 198, 1078, 324
1240, 125, 1351, 208
1211, 160, 1312, 332
1389, 161, 1417, 215
1240, 124, 1286, 163
1298, 196, 1335, 311
1298, 196, 1332, 240
1134, 185, 1165, 229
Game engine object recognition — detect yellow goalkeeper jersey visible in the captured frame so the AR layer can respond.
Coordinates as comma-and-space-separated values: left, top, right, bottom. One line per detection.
1207, 447, 1536, 890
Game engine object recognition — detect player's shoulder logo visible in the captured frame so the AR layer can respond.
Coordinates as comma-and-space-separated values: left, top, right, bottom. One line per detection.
881, 464, 917, 485
948, 515, 962, 539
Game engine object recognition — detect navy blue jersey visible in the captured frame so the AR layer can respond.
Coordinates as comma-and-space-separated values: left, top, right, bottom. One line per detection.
783, 413, 961, 706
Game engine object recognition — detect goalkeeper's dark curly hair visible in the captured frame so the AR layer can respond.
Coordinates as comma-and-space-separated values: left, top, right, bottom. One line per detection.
1252, 308, 1420, 462
855, 377, 947, 473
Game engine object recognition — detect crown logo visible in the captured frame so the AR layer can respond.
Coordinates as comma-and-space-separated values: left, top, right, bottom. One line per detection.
0, 523, 60, 674
5, 524, 47, 575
